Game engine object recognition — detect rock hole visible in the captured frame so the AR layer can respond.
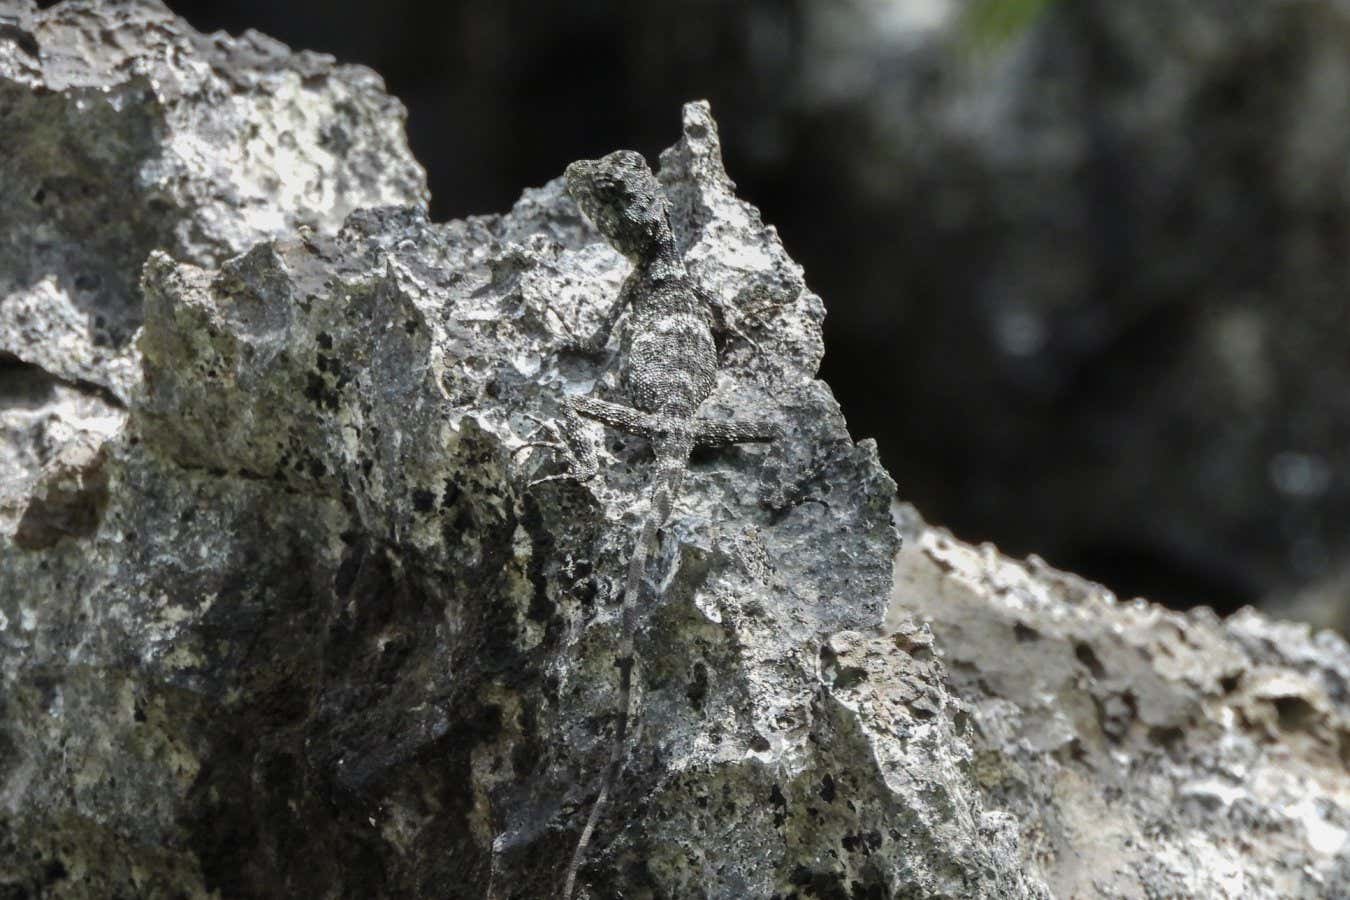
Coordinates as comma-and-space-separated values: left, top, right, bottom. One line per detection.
1148, 725, 1185, 748
685, 661, 708, 711
769, 783, 787, 827
42, 859, 67, 885
0, 23, 40, 60
832, 666, 868, 690
1075, 642, 1106, 679
1273, 695, 1319, 733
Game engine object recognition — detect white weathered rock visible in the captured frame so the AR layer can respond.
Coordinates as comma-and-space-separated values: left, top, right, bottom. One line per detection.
0, 0, 427, 402
0, 4, 1346, 898
892, 504, 1350, 898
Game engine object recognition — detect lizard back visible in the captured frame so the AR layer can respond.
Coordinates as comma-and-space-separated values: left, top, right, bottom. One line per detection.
622, 277, 717, 416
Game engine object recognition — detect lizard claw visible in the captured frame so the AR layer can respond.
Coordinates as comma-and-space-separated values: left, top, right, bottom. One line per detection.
512, 439, 567, 458
526, 468, 596, 490
514, 414, 600, 488
514, 415, 565, 479
739, 299, 786, 328
512, 414, 566, 457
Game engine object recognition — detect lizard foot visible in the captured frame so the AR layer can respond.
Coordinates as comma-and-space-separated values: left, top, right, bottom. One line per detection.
514, 413, 599, 488
739, 298, 787, 328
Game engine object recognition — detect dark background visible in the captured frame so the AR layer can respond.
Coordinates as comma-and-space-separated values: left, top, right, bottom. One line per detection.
159, 0, 1350, 631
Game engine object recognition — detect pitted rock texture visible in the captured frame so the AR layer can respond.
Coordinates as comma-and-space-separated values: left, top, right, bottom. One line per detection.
0, 52, 1045, 894
0, 356, 121, 535
0, 0, 427, 401
892, 505, 1350, 898
2, 5, 1348, 899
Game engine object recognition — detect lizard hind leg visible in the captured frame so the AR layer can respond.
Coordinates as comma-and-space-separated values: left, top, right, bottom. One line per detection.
516, 408, 601, 488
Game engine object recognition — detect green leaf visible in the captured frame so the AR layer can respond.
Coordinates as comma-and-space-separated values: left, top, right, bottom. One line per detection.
962, 0, 1056, 52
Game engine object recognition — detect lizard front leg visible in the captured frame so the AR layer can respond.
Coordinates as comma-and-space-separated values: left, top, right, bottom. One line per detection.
568, 395, 662, 436
515, 405, 600, 486
565, 276, 637, 359
517, 396, 660, 486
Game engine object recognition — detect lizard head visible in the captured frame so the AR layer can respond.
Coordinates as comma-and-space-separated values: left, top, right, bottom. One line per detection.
565, 150, 673, 260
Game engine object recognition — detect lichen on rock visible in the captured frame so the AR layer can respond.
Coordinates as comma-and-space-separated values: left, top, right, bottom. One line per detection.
1, 3, 1348, 899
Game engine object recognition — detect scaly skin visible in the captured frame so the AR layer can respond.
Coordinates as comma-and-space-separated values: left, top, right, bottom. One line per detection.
537, 149, 778, 899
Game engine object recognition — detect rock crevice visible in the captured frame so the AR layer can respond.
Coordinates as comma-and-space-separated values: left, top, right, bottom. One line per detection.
1, 4, 1347, 898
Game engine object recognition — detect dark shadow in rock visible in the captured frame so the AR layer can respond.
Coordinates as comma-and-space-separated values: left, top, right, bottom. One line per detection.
179, 535, 516, 897
0, 353, 59, 410
13, 446, 109, 551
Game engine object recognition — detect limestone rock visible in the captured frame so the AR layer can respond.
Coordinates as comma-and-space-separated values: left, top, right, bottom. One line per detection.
0, 0, 427, 402
893, 505, 1350, 898
1, 4, 1347, 899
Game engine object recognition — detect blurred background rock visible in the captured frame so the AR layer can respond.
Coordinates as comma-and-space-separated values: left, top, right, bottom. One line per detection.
161, 0, 1350, 633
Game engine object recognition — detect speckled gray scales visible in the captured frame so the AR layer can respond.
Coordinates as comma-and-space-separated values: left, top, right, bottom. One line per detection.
625, 300, 716, 413
542, 150, 778, 472
7, 7, 1347, 895
535, 150, 779, 898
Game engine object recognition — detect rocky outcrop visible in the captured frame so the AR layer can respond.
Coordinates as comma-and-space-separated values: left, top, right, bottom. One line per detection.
0, 0, 425, 541
2, 4, 1347, 898
893, 506, 1350, 898
156, 0, 1350, 621
0, 0, 426, 403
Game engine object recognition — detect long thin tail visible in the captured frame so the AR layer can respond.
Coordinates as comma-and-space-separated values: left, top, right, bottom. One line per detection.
562, 467, 680, 899
560, 652, 633, 900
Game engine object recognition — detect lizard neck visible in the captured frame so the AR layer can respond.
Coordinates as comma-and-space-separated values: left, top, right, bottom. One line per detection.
640, 243, 685, 283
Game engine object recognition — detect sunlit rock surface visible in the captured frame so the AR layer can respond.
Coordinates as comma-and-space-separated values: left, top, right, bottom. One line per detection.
1, 3, 1346, 898
0, 0, 426, 402
893, 505, 1350, 899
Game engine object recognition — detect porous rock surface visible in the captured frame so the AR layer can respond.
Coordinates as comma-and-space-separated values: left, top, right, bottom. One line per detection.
892, 506, 1350, 898
0, 0, 426, 543
1, 4, 1347, 898
0, 0, 427, 403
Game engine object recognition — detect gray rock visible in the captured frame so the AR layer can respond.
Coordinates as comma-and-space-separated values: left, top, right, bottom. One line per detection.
0, 0, 427, 402
0, 358, 121, 536
1, 4, 1347, 898
893, 503, 1350, 898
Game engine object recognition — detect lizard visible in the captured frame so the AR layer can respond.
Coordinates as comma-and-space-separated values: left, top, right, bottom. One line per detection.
522, 148, 780, 899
